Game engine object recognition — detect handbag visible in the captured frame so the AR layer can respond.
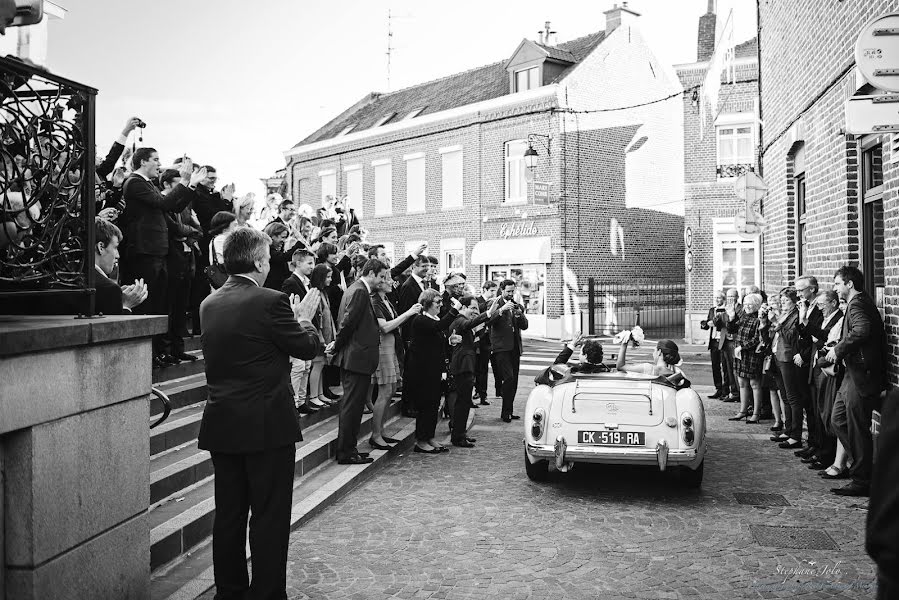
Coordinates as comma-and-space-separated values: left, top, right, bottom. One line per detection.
762, 355, 773, 374
204, 239, 228, 289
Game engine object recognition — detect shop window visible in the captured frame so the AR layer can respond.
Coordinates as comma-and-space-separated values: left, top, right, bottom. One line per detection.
716, 125, 754, 178
319, 170, 336, 207
373, 160, 392, 216
440, 147, 463, 209
514, 67, 540, 92
861, 140, 884, 301
440, 238, 465, 278
344, 166, 363, 218
486, 264, 546, 316
505, 140, 528, 203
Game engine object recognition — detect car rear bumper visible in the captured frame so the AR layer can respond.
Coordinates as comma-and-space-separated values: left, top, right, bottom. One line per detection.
526, 436, 700, 471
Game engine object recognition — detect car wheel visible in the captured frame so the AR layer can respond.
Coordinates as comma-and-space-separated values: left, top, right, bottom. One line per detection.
524, 450, 550, 482
680, 459, 704, 488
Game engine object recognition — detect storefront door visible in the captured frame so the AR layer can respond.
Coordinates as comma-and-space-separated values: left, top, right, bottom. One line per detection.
485, 263, 546, 337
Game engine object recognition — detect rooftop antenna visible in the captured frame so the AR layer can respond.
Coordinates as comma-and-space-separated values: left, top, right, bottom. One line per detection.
386, 9, 394, 91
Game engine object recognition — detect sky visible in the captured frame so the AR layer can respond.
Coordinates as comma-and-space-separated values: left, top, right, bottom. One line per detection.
46, 0, 756, 200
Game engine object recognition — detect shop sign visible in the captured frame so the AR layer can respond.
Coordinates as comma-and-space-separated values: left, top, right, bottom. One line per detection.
533, 181, 552, 204
499, 221, 539, 239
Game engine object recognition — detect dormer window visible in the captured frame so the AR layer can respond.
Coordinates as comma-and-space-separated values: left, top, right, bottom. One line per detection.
514, 67, 540, 92
374, 112, 397, 127
338, 124, 356, 136
403, 107, 425, 120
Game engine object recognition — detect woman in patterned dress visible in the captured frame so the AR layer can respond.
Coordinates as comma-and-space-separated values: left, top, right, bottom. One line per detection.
368, 275, 421, 449
727, 292, 765, 422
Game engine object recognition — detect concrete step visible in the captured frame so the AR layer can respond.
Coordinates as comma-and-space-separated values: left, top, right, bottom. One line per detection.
148, 400, 407, 573
152, 350, 205, 384
151, 373, 207, 417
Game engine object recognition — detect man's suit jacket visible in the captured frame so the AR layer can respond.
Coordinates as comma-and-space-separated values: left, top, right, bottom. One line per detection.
867, 388, 899, 589
96, 141, 125, 180
834, 291, 887, 395
699, 306, 726, 350
193, 186, 233, 236
488, 297, 528, 355
448, 312, 491, 374
713, 305, 742, 345
198, 276, 320, 454
95, 269, 125, 316
333, 278, 380, 375
474, 295, 491, 349
122, 175, 194, 257
281, 273, 308, 299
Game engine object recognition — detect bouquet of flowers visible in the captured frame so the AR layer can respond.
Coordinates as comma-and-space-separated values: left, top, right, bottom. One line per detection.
612, 325, 645, 347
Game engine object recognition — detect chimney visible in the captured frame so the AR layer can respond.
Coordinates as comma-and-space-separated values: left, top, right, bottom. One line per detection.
538, 21, 557, 46
697, 0, 717, 62
604, 2, 641, 35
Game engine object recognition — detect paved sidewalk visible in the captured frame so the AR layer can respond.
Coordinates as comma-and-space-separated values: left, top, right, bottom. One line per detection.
202, 341, 878, 599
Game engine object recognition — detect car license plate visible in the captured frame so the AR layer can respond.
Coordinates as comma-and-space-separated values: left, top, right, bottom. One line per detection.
578, 430, 645, 446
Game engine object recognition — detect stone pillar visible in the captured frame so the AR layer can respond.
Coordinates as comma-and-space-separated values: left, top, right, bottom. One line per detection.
0, 315, 166, 600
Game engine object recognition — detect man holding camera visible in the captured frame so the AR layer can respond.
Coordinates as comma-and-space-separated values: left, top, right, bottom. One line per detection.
488, 279, 529, 422
713, 288, 742, 402
700, 290, 729, 399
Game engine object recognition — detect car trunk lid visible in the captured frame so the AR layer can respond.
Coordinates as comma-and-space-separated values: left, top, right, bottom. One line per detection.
559, 379, 664, 427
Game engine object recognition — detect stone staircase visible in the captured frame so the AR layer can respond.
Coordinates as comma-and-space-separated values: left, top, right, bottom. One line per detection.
148, 336, 417, 600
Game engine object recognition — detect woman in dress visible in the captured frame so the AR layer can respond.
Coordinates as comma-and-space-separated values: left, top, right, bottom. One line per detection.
368, 278, 421, 449
764, 287, 812, 449
307, 264, 337, 409
615, 327, 682, 376
759, 300, 786, 432
727, 293, 765, 422
261, 221, 296, 290
406, 289, 459, 454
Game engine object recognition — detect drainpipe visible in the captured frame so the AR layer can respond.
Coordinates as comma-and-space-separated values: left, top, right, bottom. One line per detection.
756, 0, 765, 291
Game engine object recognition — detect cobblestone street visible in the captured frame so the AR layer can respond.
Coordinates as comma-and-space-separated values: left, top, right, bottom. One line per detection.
231, 341, 878, 600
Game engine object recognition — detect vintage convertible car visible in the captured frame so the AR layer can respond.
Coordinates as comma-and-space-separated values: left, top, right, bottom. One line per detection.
523, 365, 707, 487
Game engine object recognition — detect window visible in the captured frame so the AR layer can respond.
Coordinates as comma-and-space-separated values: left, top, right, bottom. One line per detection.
293, 177, 308, 204
403, 107, 425, 120
404, 154, 425, 213
861, 139, 884, 301
514, 67, 540, 92
373, 160, 392, 216
440, 147, 463, 209
373, 113, 397, 127
319, 170, 336, 206
713, 222, 760, 295
338, 124, 356, 136
716, 125, 754, 177
505, 140, 528, 203
440, 238, 465, 279
344, 165, 363, 218
796, 173, 806, 275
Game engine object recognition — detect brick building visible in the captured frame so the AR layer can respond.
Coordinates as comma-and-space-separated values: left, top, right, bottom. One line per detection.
757, 0, 899, 383
677, 3, 760, 343
282, 4, 685, 338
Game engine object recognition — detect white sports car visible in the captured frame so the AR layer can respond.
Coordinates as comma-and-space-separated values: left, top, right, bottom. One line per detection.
523, 365, 707, 487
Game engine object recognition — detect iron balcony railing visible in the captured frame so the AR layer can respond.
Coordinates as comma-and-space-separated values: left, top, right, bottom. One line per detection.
716, 163, 755, 178
0, 55, 98, 312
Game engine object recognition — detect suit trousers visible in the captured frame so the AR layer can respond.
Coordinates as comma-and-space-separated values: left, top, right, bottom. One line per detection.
709, 345, 727, 392
337, 370, 371, 461
126, 253, 169, 355
210, 445, 295, 600
490, 353, 503, 397
451, 372, 475, 443
474, 349, 490, 400
166, 250, 193, 355
831, 372, 880, 488
809, 367, 836, 460
720, 339, 740, 397
773, 359, 809, 442
493, 351, 520, 418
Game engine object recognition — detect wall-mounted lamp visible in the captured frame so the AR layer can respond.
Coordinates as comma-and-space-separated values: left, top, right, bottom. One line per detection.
524, 133, 551, 170
690, 89, 699, 113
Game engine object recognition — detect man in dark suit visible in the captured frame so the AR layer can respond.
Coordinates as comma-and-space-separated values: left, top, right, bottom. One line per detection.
488, 279, 529, 422
474, 281, 498, 405
795, 275, 825, 461
439, 272, 466, 320
368, 242, 425, 306
93, 217, 148, 315
699, 291, 729, 399
121, 149, 203, 364
867, 388, 899, 600
397, 256, 431, 417
198, 227, 321, 600
272, 199, 296, 226
326, 259, 386, 464
826, 265, 887, 496
712, 288, 742, 402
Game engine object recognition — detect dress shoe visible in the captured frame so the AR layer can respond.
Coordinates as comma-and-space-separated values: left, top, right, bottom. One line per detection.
466, 437, 477, 443
452, 440, 475, 448
174, 352, 198, 362
382, 436, 401, 444
158, 354, 181, 365
308, 397, 328, 408
323, 388, 342, 401
728, 412, 748, 421
368, 439, 392, 450
795, 447, 815, 458
769, 422, 783, 432
357, 451, 370, 458
720, 395, 738, 403
831, 482, 869, 496
337, 454, 374, 465
509, 414, 521, 420
707, 390, 723, 399
414, 446, 441, 454
800, 454, 820, 464
778, 440, 803, 449
770, 434, 789, 442
479, 400, 491, 406
296, 404, 317, 414
807, 461, 828, 470
471, 402, 480, 409
501, 416, 512, 423
746, 416, 762, 424
820, 466, 850, 479
152, 356, 167, 369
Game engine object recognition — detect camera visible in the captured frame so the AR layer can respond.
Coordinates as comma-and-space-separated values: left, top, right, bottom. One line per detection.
136, 119, 147, 128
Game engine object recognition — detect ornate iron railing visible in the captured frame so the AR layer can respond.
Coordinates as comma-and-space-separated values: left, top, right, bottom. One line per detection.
716, 163, 755, 178
0, 55, 97, 311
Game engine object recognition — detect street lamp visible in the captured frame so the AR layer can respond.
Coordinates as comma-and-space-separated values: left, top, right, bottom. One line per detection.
524, 133, 551, 171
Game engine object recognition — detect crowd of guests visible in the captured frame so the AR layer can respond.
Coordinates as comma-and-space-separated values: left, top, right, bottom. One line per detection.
701, 266, 888, 498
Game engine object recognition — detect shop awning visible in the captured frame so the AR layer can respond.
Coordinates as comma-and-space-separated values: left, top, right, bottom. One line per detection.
470, 237, 552, 265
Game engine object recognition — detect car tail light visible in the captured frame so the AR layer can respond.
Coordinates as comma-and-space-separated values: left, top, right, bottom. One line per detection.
681, 412, 695, 446
531, 409, 546, 440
